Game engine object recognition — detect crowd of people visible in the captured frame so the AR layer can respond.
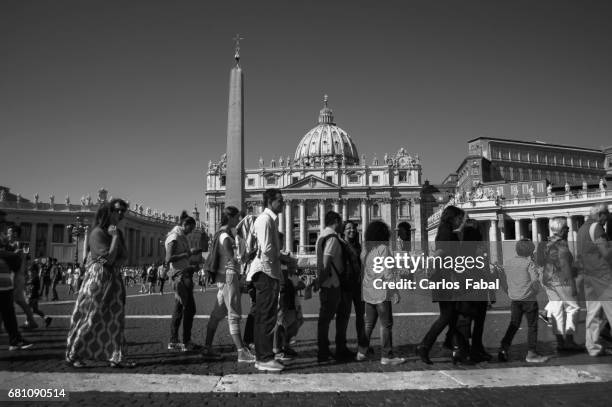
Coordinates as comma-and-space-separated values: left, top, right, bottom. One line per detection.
1, 194, 611, 372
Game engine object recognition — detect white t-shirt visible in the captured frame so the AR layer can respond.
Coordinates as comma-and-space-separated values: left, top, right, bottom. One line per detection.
217, 231, 239, 280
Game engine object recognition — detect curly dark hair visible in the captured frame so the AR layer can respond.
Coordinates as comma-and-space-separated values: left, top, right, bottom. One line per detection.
364, 220, 391, 253
439, 205, 465, 227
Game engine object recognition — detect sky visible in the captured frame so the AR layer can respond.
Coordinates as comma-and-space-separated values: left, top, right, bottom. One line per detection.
1, 0, 611, 215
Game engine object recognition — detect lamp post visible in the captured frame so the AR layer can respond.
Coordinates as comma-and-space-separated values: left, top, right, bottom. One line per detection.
66, 217, 88, 265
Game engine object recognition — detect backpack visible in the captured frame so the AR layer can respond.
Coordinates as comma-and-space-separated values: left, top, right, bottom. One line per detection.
203, 229, 225, 283
316, 234, 352, 291
236, 214, 260, 272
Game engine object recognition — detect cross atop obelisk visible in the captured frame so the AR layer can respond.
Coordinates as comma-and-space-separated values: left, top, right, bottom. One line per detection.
225, 35, 245, 211
233, 33, 244, 65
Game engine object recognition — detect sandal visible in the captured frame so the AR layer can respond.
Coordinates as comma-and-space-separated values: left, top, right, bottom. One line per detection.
109, 360, 137, 368
65, 358, 85, 368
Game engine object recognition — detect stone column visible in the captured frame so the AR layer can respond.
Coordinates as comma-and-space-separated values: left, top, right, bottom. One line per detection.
514, 219, 522, 241
361, 198, 369, 244
341, 199, 348, 221
30, 223, 37, 255
489, 219, 499, 264
46, 223, 53, 258
567, 216, 575, 255
278, 210, 285, 235
285, 201, 293, 253
531, 218, 538, 242
82, 226, 89, 263
299, 200, 306, 254
333, 201, 340, 214
319, 200, 326, 233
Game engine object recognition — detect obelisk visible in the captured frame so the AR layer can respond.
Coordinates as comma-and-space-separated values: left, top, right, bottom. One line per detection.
225, 34, 245, 211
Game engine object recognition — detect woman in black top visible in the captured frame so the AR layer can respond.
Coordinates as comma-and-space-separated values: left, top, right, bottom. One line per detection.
417, 205, 466, 365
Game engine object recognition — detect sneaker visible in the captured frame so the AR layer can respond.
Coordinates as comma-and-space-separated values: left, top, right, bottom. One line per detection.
538, 311, 552, 327
525, 352, 550, 363
497, 349, 509, 362
355, 352, 368, 361
381, 356, 406, 366
275, 352, 294, 362
168, 342, 186, 351
44, 317, 53, 328
201, 346, 224, 361
21, 322, 38, 330
183, 342, 203, 352
238, 348, 256, 363
255, 359, 284, 372
9, 340, 34, 351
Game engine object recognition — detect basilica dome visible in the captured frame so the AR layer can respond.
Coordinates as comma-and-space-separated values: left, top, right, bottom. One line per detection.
294, 95, 359, 166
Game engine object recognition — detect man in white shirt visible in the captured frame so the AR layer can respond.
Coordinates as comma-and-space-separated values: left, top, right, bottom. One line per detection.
249, 189, 285, 372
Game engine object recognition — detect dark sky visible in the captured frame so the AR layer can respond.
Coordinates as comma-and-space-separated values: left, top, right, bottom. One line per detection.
1, 0, 611, 214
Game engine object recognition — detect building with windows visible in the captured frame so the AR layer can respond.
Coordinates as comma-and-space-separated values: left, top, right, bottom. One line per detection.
205, 96, 427, 254
0, 186, 191, 265
455, 137, 606, 197
605, 146, 612, 181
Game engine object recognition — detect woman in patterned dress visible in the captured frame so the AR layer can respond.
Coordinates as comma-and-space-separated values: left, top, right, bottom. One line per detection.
65, 199, 135, 368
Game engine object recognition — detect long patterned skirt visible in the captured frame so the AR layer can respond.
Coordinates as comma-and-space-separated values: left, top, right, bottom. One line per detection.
65, 261, 127, 363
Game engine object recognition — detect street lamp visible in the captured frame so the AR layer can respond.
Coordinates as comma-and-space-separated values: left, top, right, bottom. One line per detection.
66, 217, 89, 265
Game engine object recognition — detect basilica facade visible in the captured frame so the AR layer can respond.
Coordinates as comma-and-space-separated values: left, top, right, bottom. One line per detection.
205, 96, 427, 254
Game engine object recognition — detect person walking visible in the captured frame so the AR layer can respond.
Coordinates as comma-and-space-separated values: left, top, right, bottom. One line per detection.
166, 211, 202, 352
204, 206, 255, 362
358, 220, 406, 365
577, 204, 612, 356
417, 205, 466, 365
4, 225, 38, 329
497, 239, 550, 363
249, 189, 285, 372
65, 199, 135, 368
315, 211, 350, 363
540, 217, 583, 352
50, 258, 61, 301
157, 263, 167, 295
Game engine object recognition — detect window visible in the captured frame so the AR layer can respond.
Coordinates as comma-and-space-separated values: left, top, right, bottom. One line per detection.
372, 203, 380, 218
399, 201, 411, 218
52, 224, 64, 243
522, 184, 529, 194
292, 176, 299, 184
247, 178, 255, 186
372, 175, 380, 184
326, 176, 333, 183
472, 168, 479, 175
348, 175, 360, 183
220, 176, 226, 187
266, 176, 277, 185
399, 171, 407, 182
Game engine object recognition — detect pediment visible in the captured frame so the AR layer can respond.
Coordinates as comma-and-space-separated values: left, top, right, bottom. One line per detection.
286, 175, 338, 190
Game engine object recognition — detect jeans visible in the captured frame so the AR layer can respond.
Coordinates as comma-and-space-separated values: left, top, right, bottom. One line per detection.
317, 286, 342, 357
159, 278, 165, 294
206, 272, 243, 346
243, 281, 256, 346
361, 301, 393, 358
455, 301, 488, 353
335, 283, 368, 351
585, 300, 612, 355
170, 275, 196, 344
0, 290, 23, 346
252, 272, 279, 362
501, 300, 538, 352
421, 301, 459, 350
52, 280, 59, 300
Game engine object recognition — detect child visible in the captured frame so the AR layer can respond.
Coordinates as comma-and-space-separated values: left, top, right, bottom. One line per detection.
274, 256, 304, 361
26, 262, 52, 328
498, 239, 549, 363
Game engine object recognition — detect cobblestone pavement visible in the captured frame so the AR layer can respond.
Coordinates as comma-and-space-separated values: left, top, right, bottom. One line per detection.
2, 284, 612, 406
